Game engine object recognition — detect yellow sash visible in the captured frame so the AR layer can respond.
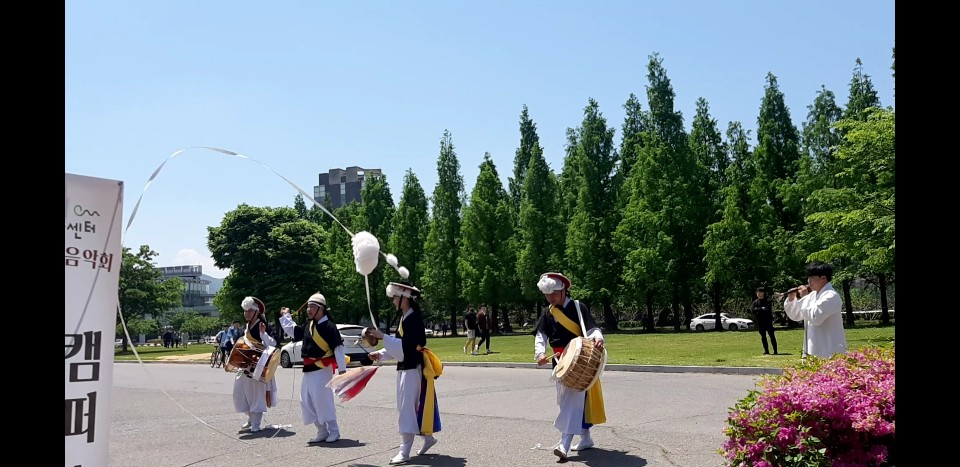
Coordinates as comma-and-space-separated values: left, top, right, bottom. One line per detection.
399, 315, 443, 435
308, 321, 349, 368
418, 345, 442, 435
549, 304, 606, 425
244, 328, 262, 346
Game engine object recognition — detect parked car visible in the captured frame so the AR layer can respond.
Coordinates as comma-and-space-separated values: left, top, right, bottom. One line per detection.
279, 324, 373, 368
114, 338, 123, 347
690, 313, 754, 331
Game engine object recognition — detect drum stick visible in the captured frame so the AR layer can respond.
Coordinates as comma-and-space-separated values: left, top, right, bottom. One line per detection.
538, 351, 562, 366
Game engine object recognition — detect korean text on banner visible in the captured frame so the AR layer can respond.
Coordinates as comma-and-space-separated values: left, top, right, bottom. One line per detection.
65, 173, 123, 467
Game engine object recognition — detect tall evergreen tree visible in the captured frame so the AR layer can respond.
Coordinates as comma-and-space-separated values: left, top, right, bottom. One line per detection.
640, 53, 699, 330
844, 58, 882, 120
388, 169, 429, 285
422, 130, 465, 334
563, 98, 620, 330
459, 153, 514, 331
359, 175, 396, 314
753, 73, 806, 288
703, 123, 771, 314
802, 86, 844, 179
689, 98, 729, 322
293, 194, 309, 219
509, 105, 541, 219
517, 144, 564, 325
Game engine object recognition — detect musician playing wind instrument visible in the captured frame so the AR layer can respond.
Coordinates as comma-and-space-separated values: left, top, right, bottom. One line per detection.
279, 292, 348, 444
534, 272, 606, 460
233, 296, 278, 433
366, 282, 442, 465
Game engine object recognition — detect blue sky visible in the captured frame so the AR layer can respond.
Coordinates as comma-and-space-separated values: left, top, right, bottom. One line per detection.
65, 1, 895, 279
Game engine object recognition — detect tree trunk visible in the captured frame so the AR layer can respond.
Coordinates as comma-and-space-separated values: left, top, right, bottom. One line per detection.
878, 273, 891, 325
602, 296, 619, 331
449, 306, 460, 337
711, 281, 722, 316
672, 287, 682, 332
842, 278, 855, 328
645, 293, 655, 332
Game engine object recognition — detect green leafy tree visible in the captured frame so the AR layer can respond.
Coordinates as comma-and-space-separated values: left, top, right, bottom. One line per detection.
178, 314, 221, 341
117, 245, 183, 350
208, 205, 330, 326
422, 130, 465, 335
807, 108, 895, 324
563, 98, 620, 330
459, 153, 514, 332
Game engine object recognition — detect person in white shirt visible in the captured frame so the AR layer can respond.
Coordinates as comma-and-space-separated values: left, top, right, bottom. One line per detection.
783, 262, 848, 358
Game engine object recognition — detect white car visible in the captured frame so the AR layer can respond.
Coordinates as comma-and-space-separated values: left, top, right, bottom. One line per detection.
279, 324, 373, 368
690, 313, 754, 331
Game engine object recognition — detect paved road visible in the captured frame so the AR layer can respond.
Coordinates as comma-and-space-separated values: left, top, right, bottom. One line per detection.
110, 363, 766, 467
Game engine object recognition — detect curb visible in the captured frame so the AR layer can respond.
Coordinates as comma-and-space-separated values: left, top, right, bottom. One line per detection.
116, 359, 783, 375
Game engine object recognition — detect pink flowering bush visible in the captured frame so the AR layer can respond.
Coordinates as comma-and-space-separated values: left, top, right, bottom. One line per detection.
721, 346, 895, 466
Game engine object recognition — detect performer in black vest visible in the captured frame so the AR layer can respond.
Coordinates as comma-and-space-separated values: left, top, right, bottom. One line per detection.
367, 282, 441, 465
534, 272, 606, 460
279, 292, 347, 443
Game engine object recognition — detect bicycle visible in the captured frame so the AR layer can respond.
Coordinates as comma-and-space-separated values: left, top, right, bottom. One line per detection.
210, 346, 224, 368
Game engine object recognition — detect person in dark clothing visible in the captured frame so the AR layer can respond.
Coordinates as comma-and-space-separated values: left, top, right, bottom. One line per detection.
752, 287, 778, 355
475, 305, 492, 354
279, 293, 347, 443
463, 307, 478, 355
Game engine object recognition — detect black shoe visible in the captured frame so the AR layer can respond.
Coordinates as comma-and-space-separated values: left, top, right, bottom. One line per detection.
773, 351, 778, 355
763, 351, 770, 355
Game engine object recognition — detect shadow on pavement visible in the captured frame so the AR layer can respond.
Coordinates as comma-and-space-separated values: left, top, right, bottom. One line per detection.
307, 438, 366, 449
573, 448, 646, 466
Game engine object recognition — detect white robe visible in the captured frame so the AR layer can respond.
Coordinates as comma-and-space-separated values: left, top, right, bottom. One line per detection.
376, 309, 424, 435
232, 331, 279, 413
279, 314, 347, 425
784, 283, 847, 358
535, 325, 604, 435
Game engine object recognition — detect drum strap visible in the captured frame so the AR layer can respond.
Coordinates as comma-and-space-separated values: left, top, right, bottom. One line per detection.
550, 305, 606, 425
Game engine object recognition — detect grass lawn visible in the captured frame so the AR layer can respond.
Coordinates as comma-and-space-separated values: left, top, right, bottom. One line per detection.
116, 322, 893, 368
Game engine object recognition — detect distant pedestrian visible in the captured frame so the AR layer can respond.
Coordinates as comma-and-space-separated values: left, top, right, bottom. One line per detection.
751, 287, 777, 355
463, 307, 478, 355
475, 306, 491, 354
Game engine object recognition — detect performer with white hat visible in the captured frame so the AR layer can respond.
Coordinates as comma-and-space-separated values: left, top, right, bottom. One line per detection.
279, 292, 348, 443
366, 282, 442, 465
534, 272, 606, 460
232, 296, 279, 433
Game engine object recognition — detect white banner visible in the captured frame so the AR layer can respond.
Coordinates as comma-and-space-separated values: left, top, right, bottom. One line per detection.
65, 173, 123, 467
